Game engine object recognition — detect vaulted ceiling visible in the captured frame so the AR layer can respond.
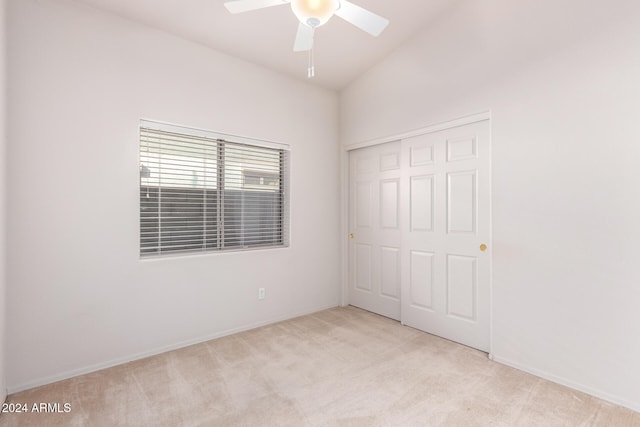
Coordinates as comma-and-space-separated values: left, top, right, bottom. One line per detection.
72, 0, 636, 91
72, 0, 456, 90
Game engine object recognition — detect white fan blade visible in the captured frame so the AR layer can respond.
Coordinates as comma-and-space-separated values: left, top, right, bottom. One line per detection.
334, 0, 389, 37
293, 22, 314, 52
224, 0, 289, 14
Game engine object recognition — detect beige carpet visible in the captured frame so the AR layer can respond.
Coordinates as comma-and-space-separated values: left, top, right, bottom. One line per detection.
1, 306, 639, 426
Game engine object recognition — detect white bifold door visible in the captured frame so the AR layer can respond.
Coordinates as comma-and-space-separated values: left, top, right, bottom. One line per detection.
348, 120, 490, 352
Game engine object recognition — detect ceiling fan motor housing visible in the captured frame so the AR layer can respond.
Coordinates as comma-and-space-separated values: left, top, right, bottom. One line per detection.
291, 0, 339, 28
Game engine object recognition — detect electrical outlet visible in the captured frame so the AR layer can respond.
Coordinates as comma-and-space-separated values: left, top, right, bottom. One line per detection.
258, 288, 266, 300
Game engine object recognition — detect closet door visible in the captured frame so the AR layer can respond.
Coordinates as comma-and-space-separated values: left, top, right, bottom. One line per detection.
348, 141, 402, 320
400, 120, 491, 351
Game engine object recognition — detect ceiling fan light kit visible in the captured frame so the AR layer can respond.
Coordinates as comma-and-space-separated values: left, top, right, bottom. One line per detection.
291, 0, 339, 28
224, 0, 389, 78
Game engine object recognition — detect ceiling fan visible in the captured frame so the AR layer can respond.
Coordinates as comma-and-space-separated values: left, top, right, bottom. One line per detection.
224, 0, 389, 77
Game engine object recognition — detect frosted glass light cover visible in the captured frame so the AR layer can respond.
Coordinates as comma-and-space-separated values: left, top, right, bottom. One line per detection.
291, 0, 339, 27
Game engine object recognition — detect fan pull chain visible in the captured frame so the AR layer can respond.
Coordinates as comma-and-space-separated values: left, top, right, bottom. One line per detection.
308, 47, 315, 78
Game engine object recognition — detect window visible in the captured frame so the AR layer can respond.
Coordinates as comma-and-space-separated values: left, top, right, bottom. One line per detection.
242, 169, 280, 189
139, 121, 289, 257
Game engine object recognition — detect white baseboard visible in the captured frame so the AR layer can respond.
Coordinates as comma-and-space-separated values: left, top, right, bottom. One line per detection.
8, 303, 339, 394
492, 355, 640, 414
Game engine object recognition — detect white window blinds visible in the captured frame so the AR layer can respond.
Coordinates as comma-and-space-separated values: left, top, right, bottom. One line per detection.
140, 121, 289, 256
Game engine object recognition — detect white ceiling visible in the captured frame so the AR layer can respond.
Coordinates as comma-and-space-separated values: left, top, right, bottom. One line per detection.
73, 0, 456, 90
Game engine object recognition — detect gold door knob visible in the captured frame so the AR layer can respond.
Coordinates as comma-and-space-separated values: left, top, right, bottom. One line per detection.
349, 233, 355, 239
479, 244, 487, 252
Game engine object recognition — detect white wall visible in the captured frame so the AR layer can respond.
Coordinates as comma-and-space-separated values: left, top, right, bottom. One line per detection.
6, 0, 340, 391
341, 0, 640, 412
0, 0, 7, 404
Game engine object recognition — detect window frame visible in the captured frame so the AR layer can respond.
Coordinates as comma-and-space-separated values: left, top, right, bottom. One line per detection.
139, 119, 290, 258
